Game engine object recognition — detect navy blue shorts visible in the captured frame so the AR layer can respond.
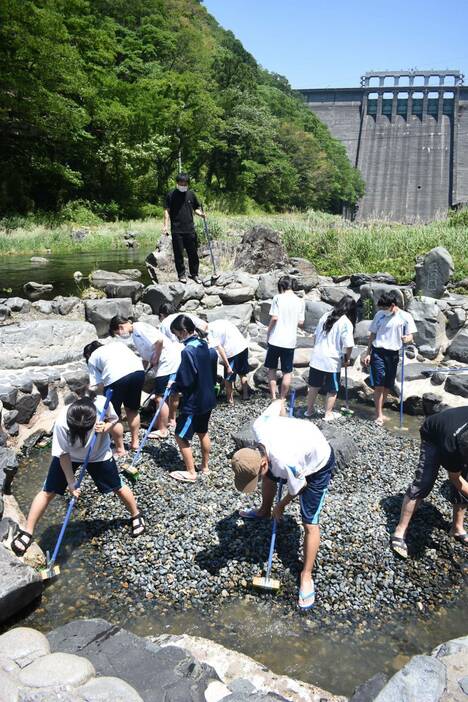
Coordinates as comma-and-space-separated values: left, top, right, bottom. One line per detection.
266, 449, 334, 525
369, 346, 399, 389
105, 370, 145, 416
154, 373, 172, 397
43, 456, 123, 496
225, 347, 249, 382
308, 367, 341, 393
264, 344, 294, 374
176, 411, 212, 441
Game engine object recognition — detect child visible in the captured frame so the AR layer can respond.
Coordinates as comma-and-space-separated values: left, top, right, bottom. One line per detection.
265, 276, 305, 400
231, 400, 334, 610
158, 303, 208, 343
306, 296, 356, 421
208, 319, 250, 404
109, 316, 182, 439
84, 341, 145, 451
363, 291, 417, 425
169, 315, 216, 482
391, 406, 468, 558
11, 395, 145, 556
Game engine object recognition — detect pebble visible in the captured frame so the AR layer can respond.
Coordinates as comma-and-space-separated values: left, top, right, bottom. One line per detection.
74, 396, 465, 629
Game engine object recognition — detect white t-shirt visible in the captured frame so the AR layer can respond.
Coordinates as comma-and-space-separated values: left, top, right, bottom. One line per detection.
52, 395, 118, 463
253, 402, 331, 496
369, 309, 417, 351
309, 313, 354, 373
268, 292, 305, 349
87, 343, 143, 387
132, 322, 182, 377
208, 319, 248, 359
160, 313, 207, 343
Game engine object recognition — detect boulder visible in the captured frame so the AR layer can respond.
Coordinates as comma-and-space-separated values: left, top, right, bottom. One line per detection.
63, 369, 89, 393
360, 283, 411, 311
407, 297, 447, 359
0, 385, 18, 409
0, 448, 19, 493
374, 655, 446, 702
84, 299, 133, 338
15, 393, 41, 424
5, 298, 30, 313
303, 300, 332, 333
214, 272, 259, 304
0, 627, 50, 668
233, 227, 288, 274
256, 300, 273, 327
319, 425, 357, 474
180, 282, 205, 303
446, 326, 468, 363
350, 272, 396, 288
0, 546, 43, 624
142, 283, 186, 314
205, 304, 253, 334
415, 246, 454, 298
445, 374, 468, 398
104, 281, 144, 303
133, 302, 152, 319
78, 676, 143, 702
23, 282, 53, 298
445, 307, 466, 331
11, 376, 33, 393
350, 672, 388, 702
43, 387, 59, 411
18, 651, 95, 688
145, 238, 177, 285
319, 286, 359, 306
30, 257, 48, 265
51, 296, 82, 316
118, 269, 142, 280
288, 258, 319, 292
0, 305, 11, 323
422, 393, 450, 416
397, 362, 438, 381
89, 270, 128, 289
31, 300, 53, 314
256, 271, 283, 300
0, 320, 97, 369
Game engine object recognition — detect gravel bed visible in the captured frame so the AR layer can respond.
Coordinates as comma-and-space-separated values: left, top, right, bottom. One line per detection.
76, 396, 466, 626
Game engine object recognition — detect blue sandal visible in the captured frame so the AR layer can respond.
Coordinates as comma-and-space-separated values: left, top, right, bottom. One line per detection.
298, 584, 316, 610
238, 509, 268, 520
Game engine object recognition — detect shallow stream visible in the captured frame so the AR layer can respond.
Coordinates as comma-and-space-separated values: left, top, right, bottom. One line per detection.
11, 405, 467, 699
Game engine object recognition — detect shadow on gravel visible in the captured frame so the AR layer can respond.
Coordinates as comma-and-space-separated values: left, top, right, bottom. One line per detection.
195, 512, 301, 576
380, 494, 450, 559
37, 517, 129, 568
142, 441, 183, 472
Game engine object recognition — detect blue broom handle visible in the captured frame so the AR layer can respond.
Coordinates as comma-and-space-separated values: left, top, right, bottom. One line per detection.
201, 204, 217, 276
130, 372, 176, 467
49, 389, 113, 566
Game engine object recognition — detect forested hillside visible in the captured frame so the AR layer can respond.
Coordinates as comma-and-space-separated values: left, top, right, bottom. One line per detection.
0, 0, 364, 218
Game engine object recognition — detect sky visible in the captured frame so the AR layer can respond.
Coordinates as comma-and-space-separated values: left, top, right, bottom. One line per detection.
202, 0, 468, 89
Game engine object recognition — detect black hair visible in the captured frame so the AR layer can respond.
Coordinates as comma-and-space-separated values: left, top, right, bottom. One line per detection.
176, 172, 189, 183
277, 275, 297, 293
66, 397, 97, 446
158, 303, 178, 318
323, 295, 358, 334
170, 314, 196, 336
109, 315, 132, 337
377, 291, 400, 308
83, 341, 103, 362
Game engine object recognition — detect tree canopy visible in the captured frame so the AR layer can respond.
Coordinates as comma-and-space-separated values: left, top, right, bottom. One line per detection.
0, 0, 364, 217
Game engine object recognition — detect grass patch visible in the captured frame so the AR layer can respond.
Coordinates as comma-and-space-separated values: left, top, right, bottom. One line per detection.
1, 210, 467, 283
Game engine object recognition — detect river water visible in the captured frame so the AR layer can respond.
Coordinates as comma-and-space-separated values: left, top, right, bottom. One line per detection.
11, 412, 467, 699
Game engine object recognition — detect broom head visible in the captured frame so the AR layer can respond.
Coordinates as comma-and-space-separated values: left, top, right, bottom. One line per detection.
252, 574, 280, 592
39, 564, 60, 581
122, 463, 140, 482
340, 407, 354, 417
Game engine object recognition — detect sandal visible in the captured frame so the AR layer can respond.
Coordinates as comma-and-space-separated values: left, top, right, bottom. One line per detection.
298, 581, 316, 610
391, 535, 408, 559
148, 430, 169, 440
170, 470, 197, 483
239, 509, 269, 520
11, 529, 33, 557
131, 513, 145, 538
450, 530, 468, 546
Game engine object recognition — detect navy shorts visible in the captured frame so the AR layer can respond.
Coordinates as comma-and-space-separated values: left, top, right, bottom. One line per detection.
266, 449, 334, 524
406, 440, 467, 506
308, 367, 341, 393
369, 346, 399, 389
43, 456, 123, 495
176, 411, 212, 441
225, 347, 249, 382
154, 373, 172, 397
264, 344, 294, 374
105, 370, 145, 416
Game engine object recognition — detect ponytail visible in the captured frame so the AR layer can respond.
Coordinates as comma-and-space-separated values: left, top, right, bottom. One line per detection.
323, 295, 357, 334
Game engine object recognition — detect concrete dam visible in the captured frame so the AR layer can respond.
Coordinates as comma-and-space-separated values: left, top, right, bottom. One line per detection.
299, 70, 468, 222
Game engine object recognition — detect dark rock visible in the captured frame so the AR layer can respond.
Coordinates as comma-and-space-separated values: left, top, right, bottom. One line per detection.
319, 425, 357, 473
142, 283, 186, 314
350, 672, 388, 702
22, 429, 47, 452
287, 258, 319, 292
0, 385, 18, 409
415, 246, 454, 299
5, 297, 31, 313
0, 320, 97, 369
2, 409, 18, 429
51, 296, 82, 316
0, 448, 19, 494
397, 362, 437, 382
0, 545, 43, 624
446, 327, 468, 364
23, 282, 54, 297
104, 281, 144, 303
252, 366, 270, 394
15, 392, 41, 424
407, 298, 447, 360
32, 376, 49, 398
350, 272, 396, 288
303, 300, 332, 333
43, 387, 59, 410
6, 423, 19, 437
47, 619, 219, 702
430, 372, 446, 386
422, 393, 449, 416
11, 376, 33, 394
319, 286, 359, 306
64, 392, 79, 405
445, 374, 468, 398
84, 299, 133, 337
403, 395, 424, 416
233, 227, 288, 274
445, 307, 466, 331
0, 306, 11, 323
63, 369, 89, 393
256, 271, 283, 301
360, 283, 411, 311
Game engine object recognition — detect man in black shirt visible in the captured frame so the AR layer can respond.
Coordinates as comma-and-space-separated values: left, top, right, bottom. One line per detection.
391, 406, 468, 558
163, 173, 205, 284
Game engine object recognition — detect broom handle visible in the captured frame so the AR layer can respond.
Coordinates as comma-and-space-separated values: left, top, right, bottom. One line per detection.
49, 389, 113, 567
400, 322, 407, 429
265, 391, 296, 581
200, 204, 217, 276
130, 372, 176, 467
344, 358, 349, 409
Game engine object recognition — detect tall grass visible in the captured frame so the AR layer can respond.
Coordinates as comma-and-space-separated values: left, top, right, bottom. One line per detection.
1, 210, 467, 283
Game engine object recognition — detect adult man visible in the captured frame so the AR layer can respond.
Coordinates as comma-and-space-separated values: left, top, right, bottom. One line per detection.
231, 400, 334, 610
163, 173, 205, 284
391, 406, 468, 558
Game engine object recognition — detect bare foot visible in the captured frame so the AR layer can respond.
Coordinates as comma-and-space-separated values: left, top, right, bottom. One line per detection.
113, 450, 127, 457
374, 417, 384, 426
